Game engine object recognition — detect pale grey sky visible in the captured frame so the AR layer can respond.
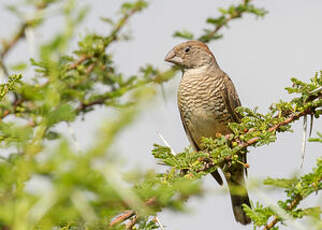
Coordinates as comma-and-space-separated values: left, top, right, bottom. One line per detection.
0, 0, 321, 229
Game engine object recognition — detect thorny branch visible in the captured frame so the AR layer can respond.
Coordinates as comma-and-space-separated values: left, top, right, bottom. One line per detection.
196, 92, 321, 172
198, 0, 256, 42
109, 197, 157, 228
109, 210, 135, 227
0, 23, 28, 60
0, 23, 28, 76
262, 194, 303, 230
110, 100, 319, 228
0, 3, 49, 77
0, 4, 144, 119
68, 6, 141, 71
239, 110, 312, 149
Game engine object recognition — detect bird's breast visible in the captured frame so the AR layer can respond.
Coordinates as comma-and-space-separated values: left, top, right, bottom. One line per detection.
178, 73, 232, 146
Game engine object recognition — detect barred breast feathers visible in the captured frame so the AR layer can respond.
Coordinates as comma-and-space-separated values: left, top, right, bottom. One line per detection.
178, 67, 234, 124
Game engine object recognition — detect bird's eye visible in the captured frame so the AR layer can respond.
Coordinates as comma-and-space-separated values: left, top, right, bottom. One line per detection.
184, 47, 190, 53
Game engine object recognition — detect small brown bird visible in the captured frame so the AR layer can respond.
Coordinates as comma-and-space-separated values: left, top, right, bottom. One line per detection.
165, 40, 251, 225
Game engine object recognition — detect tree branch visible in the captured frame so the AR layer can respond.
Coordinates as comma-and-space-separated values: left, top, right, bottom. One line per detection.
109, 197, 157, 227
67, 6, 142, 71
0, 23, 28, 76
263, 194, 303, 230
0, 23, 27, 60
198, 0, 259, 42
239, 110, 311, 149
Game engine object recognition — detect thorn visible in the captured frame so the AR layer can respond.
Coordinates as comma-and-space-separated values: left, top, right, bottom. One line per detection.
300, 115, 307, 168
155, 216, 165, 230
157, 131, 176, 155
309, 114, 313, 137
160, 83, 167, 104
310, 86, 322, 94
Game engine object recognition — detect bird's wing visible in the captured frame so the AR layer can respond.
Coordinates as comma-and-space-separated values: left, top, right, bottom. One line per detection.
178, 111, 199, 151
178, 108, 224, 185
221, 73, 248, 176
221, 73, 242, 123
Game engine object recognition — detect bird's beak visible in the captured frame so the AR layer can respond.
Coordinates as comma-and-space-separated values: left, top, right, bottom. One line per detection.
164, 49, 183, 64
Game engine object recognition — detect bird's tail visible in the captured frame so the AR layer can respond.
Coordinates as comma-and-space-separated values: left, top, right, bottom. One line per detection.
225, 167, 251, 225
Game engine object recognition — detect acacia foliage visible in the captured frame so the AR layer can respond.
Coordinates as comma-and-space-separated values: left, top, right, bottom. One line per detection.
0, 0, 320, 230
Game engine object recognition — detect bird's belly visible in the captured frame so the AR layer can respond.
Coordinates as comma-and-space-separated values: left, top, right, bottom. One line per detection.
188, 109, 231, 147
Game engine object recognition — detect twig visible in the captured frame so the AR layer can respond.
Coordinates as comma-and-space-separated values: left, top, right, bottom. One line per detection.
125, 215, 137, 229
239, 109, 312, 150
201, 0, 252, 41
71, 7, 150, 113
109, 210, 135, 227
0, 23, 28, 77
67, 6, 141, 72
310, 86, 322, 94
0, 3, 49, 77
0, 23, 28, 59
109, 197, 157, 227
67, 55, 89, 70
263, 195, 303, 230
106, 7, 139, 45
76, 97, 107, 113
155, 216, 165, 230
0, 98, 24, 120
85, 63, 96, 75
196, 107, 316, 173
0, 60, 9, 77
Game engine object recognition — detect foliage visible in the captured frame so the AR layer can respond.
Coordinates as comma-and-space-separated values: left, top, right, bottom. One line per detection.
173, 0, 267, 42
153, 73, 321, 176
0, 74, 22, 101
0, 0, 320, 230
243, 157, 321, 230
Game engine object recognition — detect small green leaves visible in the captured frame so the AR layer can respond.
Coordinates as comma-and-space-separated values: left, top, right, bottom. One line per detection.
10, 62, 28, 71
173, 30, 194, 40
0, 122, 32, 145
121, 0, 148, 13
152, 144, 211, 176
46, 104, 76, 127
243, 202, 276, 227
0, 74, 22, 101
0, 0, 320, 229
173, 0, 267, 43
151, 73, 321, 229
249, 157, 322, 228
308, 132, 322, 143
264, 177, 299, 189
206, 16, 226, 26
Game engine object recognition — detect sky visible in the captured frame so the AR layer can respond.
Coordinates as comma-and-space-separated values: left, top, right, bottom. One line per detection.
0, 0, 321, 229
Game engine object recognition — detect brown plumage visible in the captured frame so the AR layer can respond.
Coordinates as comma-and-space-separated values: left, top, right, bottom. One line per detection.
165, 40, 251, 225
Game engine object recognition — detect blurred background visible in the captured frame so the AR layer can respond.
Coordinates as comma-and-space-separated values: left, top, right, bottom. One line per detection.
0, 0, 321, 229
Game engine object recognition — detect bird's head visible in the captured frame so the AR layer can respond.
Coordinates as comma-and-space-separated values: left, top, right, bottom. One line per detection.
164, 40, 217, 69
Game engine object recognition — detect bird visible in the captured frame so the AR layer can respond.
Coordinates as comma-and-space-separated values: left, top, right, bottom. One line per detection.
164, 40, 251, 225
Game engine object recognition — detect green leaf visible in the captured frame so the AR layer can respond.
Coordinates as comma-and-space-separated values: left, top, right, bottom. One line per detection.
173, 30, 194, 40
264, 177, 298, 189
47, 104, 76, 127
10, 62, 28, 71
